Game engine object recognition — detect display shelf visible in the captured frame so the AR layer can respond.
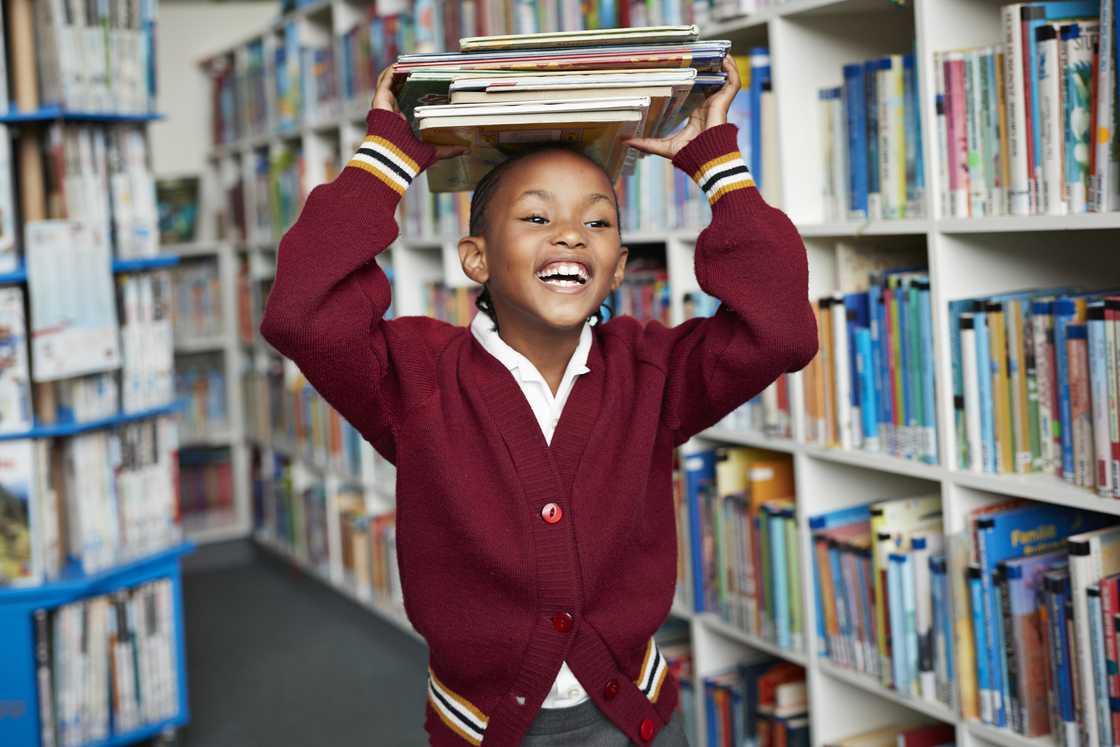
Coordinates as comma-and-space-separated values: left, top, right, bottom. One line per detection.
0, 107, 163, 123
801, 444, 943, 482
697, 426, 798, 452
816, 659, 957, 724
700, 613, 809, 666
949, 469, 1120, 515
112, 255, 181, 273
0, 542, 194, 604
0, 399, 187, 442
937, 213, 1120, 234
797, 219, 932, 237
965, 721, 1057, 747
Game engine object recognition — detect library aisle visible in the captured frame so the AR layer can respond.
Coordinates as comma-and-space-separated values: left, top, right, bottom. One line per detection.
175, 540, 429, 746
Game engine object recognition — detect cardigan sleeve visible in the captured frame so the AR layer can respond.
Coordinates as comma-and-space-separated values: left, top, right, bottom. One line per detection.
259, 108, 455, 463
642, 123, 818, 446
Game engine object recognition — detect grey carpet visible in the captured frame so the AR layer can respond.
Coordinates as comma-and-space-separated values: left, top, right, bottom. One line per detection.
173, 539, 430, 747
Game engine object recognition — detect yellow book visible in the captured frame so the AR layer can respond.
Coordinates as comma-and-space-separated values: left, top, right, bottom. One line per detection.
417, 101, 646, 192
819, 299, 837, 447
988, 301, 1014, 473
996, 50, 1010, 210
458, 25, 700, 52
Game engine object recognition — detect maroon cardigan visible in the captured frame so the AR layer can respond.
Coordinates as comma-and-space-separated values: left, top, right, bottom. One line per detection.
260, 108, 817, 746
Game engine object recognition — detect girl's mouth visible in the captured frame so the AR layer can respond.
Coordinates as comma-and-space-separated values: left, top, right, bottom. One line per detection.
535, 261, 590, 293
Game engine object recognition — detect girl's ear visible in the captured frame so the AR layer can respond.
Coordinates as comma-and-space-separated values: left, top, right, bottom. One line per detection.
610, 246, 629, 292
459, 236, 489, 284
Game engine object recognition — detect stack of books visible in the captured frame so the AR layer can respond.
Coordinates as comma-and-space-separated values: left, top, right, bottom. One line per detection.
389, 25, 732, 191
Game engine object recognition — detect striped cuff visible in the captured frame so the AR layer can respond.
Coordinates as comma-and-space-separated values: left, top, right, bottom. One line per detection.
671, 123, 755, 205
348, 135, 422, 195
344, 108, 438, 196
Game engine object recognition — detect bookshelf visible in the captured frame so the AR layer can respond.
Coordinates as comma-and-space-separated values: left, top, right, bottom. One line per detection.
201, 0, 1120, 745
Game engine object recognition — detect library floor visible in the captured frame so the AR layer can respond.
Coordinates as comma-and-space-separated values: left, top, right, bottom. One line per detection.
167, 540, 430, 746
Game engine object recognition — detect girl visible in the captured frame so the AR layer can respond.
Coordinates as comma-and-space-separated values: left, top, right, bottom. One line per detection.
261, 56, 817, 747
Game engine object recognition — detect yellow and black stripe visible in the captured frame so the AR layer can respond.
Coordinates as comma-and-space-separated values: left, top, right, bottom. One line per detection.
427, 667, 489, 745
692, 151, 755, 205
347, 135, 420, 195
634, 638, 670, 704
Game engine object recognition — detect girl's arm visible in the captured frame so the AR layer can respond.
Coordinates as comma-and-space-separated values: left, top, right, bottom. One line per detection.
259, 106, 458, 463
647, 123, 818, 445
622, 56, 818, 445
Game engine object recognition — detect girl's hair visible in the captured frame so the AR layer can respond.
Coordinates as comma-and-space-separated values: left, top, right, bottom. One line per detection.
469, 146, 621, 330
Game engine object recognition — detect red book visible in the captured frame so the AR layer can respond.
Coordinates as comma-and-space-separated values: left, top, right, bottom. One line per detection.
897, 723, 955, 747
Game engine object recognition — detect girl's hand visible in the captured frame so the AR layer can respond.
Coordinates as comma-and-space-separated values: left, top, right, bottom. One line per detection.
622, 55, 742, 159
372, 67, 467, 162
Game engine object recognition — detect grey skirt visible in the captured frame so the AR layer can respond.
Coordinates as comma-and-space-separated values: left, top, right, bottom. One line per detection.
519, 698, 690, 747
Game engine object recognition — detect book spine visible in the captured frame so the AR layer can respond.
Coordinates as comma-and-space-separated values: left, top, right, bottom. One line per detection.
1039, 23, 1068, 215
1069, 538, 1101, 747
976, 311, 997, 474
998, 566, 1023, 734
844, 64, 869, 219
970, 564, 994, 723
866, 58, 883, 220
935, 54, 951, 218
1106, 300, 1120, 497
1055, 299, 1077, 480
967, 50, 988, 216
1089, 587, 1114, 747
1068, 325, 1094, 488
946, 53, 971, 217
1065, 22, 1098, 213
1088, 304, 1114, 496
962, 315, 984, 471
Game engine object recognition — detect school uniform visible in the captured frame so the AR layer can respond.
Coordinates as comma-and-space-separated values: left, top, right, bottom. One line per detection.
260, 108, 817, 747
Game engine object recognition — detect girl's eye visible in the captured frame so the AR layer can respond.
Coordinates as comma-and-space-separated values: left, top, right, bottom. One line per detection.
587, 219, 612, 228
523, 215, 548, 224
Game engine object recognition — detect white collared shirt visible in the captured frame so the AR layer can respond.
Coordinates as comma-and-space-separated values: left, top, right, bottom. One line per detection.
468, 310, 592, 709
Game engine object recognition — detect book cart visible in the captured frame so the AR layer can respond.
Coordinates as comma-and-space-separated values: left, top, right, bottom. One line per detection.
201, 0, 1120, 745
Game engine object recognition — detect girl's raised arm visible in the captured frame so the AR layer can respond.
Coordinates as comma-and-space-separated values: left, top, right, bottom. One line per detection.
259, 70, 466, 462
623, 57, 819, 445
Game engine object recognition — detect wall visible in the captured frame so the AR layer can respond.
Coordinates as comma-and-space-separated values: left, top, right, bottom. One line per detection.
150, 0, 276, 177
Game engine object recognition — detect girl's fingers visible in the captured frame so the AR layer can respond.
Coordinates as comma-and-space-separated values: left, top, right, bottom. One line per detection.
434, 145, 469, 161
623, 137, 675, 158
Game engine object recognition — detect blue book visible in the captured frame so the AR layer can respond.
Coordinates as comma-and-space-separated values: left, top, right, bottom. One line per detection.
903, 53, 924, 214
889, 552, 909, 691
830, 539, 853, 665
865, 58, 889, 217
748, 48, 770, 189
896, 277, 913, 458
843, 63, 869, 218
967, 565, 992, 722
1053, 298, 1078, 479
870, 283, 890, 445
1004, 551, 1067, 734
1046, 568, 1079, 747
900, 549, 919, 697
855, 326, 879, 449
845, 292, 871, 444
1088, 587, 1114, 747
975, 308, 996, 473
683, 450, 717, 613
855, 546, 876, 672
916, 280, 937, 463
767, 504, 791, 649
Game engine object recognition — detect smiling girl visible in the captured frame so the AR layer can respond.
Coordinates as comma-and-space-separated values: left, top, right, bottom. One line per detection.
260, 57, 817, 747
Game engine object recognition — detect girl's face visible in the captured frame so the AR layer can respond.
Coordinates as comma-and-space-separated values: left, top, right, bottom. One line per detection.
460, 149, 628, 332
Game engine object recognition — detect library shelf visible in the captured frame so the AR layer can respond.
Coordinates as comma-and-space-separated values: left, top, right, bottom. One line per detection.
937, 213, 1120, 234
0, 107, 164, 124
0, 542, 194, 605
701, 613, 809, 667
697, 426, 798, 453
815, 659, 957, 724
0, 399, 188, 442
797, 219, 932, 237
83, 715, 190, 747
800, 444, 944, 482
112, 255, 181, 273
161, 241, 223, 258
964, 721, 1059, 747
949, 469, 1120, 514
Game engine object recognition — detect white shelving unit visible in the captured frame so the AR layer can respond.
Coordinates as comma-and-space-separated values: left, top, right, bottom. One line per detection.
200, 1, 1120, 746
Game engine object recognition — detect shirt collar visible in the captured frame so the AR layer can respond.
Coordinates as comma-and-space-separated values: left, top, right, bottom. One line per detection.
469, 311, 593, 385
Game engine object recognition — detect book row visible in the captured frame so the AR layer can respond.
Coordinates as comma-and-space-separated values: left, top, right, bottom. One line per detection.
803, 267, 938, 465
677, 446, 803, 649
179, 448, 235, 521
950, 289, 1120, 497
33, 578, 181, 747
810, 496, 951, 710
0, 0, 159, 116
175, 354, 229, 442
817, 51, 927, 223
117, 271, 174, 415
934, 1, 1120, 218
171, 260, 224, 342
700, 658, 809, 747
0, 414, 181, 585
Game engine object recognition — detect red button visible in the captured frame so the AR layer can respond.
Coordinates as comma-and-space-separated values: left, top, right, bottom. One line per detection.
603, 679, 620, 700
640, 718, 655, 741
551, 611, 573, 633
541, 502, 563, 524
